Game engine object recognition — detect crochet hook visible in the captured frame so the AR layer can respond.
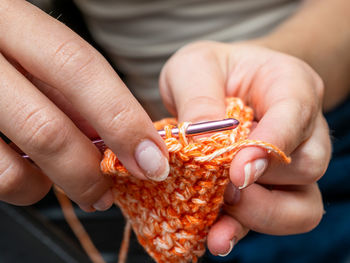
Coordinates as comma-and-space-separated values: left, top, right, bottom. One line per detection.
21, 118, 239, 158
157, 118, 239, 137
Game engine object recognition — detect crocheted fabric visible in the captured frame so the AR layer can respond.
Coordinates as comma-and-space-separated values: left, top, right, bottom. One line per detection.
100, 98, 290, 263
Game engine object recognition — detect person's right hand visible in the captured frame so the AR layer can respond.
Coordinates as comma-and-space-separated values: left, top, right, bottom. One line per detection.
0, 0, 169, 211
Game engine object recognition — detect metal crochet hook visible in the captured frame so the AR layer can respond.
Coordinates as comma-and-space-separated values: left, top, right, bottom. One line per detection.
21, 118, 239, 159
157, 118, 239, 137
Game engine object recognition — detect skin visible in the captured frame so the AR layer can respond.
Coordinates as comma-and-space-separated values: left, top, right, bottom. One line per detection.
0, 0, 348, 258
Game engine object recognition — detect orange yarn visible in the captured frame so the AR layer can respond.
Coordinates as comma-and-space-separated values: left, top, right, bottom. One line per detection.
54, 186, 106, 263
100, 97, 290, 263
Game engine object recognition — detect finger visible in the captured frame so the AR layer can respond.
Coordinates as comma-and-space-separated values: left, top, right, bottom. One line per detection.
0, 138, 52, 205
226, 51, 324, 189
159, 42, 227, 123
7, 54, 99, 139
0, 53, 112, 210
5, 54, 99, 139
230, 92, 320, 189
224, 183, 324, 235
207, 215, 249, 256
207, 183, 243, 256
31, 77, 99, 139
257, 114, 331, 185
0, 0, 168, 181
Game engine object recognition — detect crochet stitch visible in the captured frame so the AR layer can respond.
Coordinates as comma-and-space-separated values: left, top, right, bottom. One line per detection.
100, 97, 290, 263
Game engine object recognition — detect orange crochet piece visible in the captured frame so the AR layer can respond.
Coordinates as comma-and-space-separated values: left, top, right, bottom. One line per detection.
100, 97, 290, 263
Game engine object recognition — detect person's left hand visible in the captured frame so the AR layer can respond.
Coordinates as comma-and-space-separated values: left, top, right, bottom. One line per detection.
159, 41, 331, 256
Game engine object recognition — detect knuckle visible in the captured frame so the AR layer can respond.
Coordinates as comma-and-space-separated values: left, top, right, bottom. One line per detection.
28, 119, 67, 156
162, 41, 225, 90
171, 41, 219, 66
244, 202, 276, 233
275, 98, 314, 142
20, 108, 69, 156
66, 173, 111, 206
298, 141, 330, 184
299, 199, 324, 233
181, 96, 224, 122
104, 102, 136, 138
295, 59, 325, 106
289, 98, 315, 140
274, 56, 324, 111
302, 163, 324, 184
74, 180, 102, 206
298, 60, 325, 103
183, 95, 222, 108
51, 38, 98, 81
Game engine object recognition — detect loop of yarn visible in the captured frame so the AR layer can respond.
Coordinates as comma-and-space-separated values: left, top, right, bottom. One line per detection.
178, 122, 192, 146
100, 98, 290, 263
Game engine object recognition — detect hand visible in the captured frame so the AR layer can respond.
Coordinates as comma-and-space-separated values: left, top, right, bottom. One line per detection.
0, 0, 169, 211
159, 41, 331, 256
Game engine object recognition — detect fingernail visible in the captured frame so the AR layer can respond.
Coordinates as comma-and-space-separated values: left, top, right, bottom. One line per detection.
135, 139, 169, 181
218, 238, 236, 257
254, 158, 268, 180
224, 183, 240, 205
92, 189, 114, 211
239, 158, 268, 189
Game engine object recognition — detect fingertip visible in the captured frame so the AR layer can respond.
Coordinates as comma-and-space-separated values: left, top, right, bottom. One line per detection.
230, 147, 268, 189
92, 188, 114, 211
134, 139, 170, 181
207, 215, 243, 256
217, 238, 236, 257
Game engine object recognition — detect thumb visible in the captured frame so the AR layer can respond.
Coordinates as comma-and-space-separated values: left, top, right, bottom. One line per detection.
159, 46, 226, 123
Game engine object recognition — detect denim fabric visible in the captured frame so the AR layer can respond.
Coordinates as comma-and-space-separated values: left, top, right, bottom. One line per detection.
208, 98, 350, 263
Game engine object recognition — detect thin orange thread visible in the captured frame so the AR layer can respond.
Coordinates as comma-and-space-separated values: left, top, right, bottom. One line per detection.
53, 186, 106, 263
118, 220, 132, 263
100, 97, 291, 263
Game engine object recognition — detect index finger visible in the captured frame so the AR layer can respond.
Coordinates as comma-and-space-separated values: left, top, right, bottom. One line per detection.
228, 55, 323, 188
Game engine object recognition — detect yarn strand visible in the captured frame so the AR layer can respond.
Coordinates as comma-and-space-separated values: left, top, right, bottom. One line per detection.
118, 220, 132, 263
54, 186, 106, 263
